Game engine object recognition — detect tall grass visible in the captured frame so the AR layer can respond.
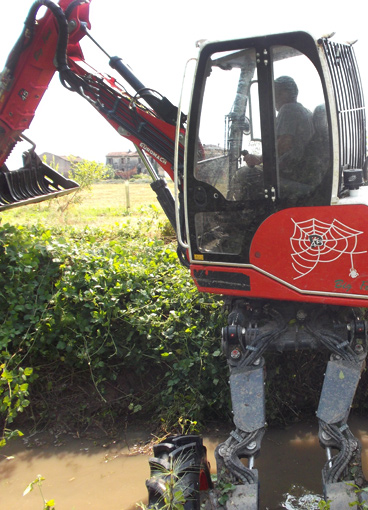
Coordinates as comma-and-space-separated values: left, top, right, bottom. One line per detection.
0, 180, 171, 229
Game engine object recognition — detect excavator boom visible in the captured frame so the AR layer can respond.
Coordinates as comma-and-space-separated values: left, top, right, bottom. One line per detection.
0, 0, 181, 217
0, 0, 90, 167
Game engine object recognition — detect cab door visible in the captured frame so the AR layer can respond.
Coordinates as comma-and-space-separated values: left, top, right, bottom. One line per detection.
184, 32, 333, 267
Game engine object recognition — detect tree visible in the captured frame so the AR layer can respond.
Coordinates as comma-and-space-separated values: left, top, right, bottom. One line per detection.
68, 158, 109, 188
56, 158, 110, 212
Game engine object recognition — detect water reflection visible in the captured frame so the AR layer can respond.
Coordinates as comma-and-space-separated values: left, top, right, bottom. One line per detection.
1, 416, 367, 509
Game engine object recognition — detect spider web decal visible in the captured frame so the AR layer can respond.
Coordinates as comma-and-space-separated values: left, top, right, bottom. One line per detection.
290, 218, 367, 280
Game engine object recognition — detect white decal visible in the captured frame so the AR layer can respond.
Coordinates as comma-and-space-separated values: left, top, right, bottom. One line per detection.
290, 218, 367, 280
139, 143, 168, 165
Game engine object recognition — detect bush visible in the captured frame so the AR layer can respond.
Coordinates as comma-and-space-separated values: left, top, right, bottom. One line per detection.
0, 224, 59, 443
0, 219, 226, 440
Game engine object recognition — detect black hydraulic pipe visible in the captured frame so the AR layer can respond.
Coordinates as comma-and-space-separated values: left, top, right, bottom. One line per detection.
109, 56, 147, 98
80, 26, 185, 125
64, 0, 89, 20
6, 0, 68, 73
109, 56, 182, 126
150, 178, 176, 231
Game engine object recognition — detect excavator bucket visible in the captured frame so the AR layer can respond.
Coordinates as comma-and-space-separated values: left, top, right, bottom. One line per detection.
0, 150, 79, 210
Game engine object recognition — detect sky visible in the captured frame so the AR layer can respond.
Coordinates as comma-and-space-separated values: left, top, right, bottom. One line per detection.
0, 0, 367, 169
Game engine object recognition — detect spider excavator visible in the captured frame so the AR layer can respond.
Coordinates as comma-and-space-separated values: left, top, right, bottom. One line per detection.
1, 1, 368, 509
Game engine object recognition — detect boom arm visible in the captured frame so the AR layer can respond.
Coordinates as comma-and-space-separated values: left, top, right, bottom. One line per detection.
0, 0, 90, 167
0, 0, 184, 229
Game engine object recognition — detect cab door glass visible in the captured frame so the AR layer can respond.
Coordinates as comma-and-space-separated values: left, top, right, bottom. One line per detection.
194, 48, 264, 201
192, 48, 269, 257
271, 46, 331, 204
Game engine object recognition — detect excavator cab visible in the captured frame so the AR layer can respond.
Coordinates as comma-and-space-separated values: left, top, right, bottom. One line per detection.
182, 32, 368, 307
168, 31, 368, 510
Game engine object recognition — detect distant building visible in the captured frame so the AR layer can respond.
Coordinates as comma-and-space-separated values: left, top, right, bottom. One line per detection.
106, 150, 142, 179
106, 150, 165, 179
40, 153, 83, 176
40, 150, 165, 180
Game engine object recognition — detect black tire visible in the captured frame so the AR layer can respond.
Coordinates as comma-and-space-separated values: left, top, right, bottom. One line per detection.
146, 435, 212, 509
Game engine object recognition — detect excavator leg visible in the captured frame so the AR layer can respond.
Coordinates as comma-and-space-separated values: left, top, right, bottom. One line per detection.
214, 300, 275, 510
145, 299, 367, 508
214, 358, 265, 509
214, 299, 368, 510
317, 353, 367, 509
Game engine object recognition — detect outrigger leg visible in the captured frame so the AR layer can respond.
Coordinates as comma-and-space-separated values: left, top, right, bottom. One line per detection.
317, 350, 368, 509
215, 300, 288, 510
214, 299, 368, 510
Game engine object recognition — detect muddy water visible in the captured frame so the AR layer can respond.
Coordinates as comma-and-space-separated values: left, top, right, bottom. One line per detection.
1, 416, 368, 510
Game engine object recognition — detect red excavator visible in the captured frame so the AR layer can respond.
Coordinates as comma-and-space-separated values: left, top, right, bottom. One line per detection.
1, 1, 368, 509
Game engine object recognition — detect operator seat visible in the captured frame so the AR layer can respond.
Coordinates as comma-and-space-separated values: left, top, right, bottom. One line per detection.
297, 103, 331, 205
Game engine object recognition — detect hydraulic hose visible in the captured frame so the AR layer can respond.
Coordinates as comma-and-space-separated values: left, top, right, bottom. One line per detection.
64, 0, 89, 20
239, 308, 288, 367
321, 421, 356, 483
23, 1, 70, 71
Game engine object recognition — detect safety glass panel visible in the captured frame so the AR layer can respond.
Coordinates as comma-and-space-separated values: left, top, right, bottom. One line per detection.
193, 48, 269, 256
194, 48, 264, 202
271, 46, 331, 204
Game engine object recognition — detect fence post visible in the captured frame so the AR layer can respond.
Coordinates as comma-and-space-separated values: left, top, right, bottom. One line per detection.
125, 180, 130, 211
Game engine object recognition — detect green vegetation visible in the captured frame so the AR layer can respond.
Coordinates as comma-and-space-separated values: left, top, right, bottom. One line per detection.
0, 188, 226, 443
2, 178, 173, 229
0, 215, 226, 442
1, 180, 368, 446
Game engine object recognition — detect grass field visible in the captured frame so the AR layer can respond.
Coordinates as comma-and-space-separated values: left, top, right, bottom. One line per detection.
0, 180, 174, 229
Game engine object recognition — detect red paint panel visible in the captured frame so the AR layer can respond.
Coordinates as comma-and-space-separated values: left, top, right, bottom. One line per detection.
191, 205, 368, 306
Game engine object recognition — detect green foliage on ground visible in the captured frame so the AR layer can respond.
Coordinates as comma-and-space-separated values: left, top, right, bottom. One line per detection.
0, 216, 228, 443
1, 179, 173, 229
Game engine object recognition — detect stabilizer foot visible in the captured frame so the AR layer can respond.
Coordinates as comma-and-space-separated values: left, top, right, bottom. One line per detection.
324, 481, 357, 509
225, 483, 259, 510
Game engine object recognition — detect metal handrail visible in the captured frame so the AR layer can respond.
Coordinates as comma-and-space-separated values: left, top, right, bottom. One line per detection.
174, 58, 197, 250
